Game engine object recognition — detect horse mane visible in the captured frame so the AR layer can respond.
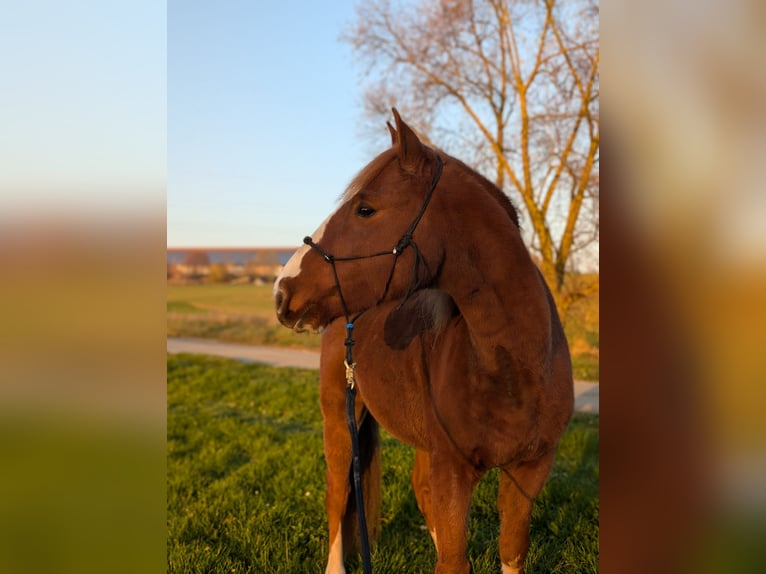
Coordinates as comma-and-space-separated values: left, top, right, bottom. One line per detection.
363, 149, 522, 341
403, 154, 522, 338
446, 154, 521, 229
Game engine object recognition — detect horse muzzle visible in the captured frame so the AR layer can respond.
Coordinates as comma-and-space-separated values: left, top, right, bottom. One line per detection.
274, 280, 323, 333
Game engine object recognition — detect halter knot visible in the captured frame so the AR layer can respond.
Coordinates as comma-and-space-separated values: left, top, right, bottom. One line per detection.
395, 233, 413, 255
304, 236, 334, 262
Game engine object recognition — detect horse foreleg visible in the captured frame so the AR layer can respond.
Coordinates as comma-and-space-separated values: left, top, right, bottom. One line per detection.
497, 451, 556, 574
323, 410, 352, 574
429, 454, 480, 574
321, 377, 380, 573
412, 449, 438, 551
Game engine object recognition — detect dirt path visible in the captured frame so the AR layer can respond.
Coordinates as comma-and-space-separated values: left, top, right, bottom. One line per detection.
167, 337, 599, 414
167, 337, 321, 369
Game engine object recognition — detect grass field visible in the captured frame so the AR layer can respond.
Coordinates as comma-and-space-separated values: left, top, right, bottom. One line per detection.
167, 354, 599, 573
167, 282, 599, 380
167, 284, 322, 349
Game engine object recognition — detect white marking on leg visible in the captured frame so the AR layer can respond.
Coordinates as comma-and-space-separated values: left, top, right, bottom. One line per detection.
429, 527, 438, 551
501, 557, 523, 573
325, 522, 345, 574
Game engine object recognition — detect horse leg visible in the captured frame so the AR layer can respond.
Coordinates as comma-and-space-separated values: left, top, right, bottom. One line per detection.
411, 449, 437, 550
321, 326, 356, 574
497, 451, 556, 574
322, 401, 352, 574
321, 376, 381, 573
429, 454, 479, 574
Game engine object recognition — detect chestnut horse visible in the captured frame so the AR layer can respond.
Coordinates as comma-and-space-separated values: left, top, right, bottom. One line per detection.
274, 110, 573, 573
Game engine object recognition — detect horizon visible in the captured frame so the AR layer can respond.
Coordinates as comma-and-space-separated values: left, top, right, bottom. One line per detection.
166, 246, 299, 251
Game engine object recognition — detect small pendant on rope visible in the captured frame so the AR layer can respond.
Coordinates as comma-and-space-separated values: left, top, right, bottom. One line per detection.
344, 360, 357, 390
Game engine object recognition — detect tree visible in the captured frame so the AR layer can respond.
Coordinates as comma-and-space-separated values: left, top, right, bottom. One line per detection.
182, 250, 210, 277
343, 0, 599, 308
246, 250, 282, 281
208, 263, 232, 284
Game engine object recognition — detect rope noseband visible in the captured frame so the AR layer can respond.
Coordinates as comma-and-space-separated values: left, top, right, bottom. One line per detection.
303, 153, 443, 573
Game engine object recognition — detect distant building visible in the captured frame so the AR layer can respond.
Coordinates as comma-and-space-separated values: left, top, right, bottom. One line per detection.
167, 247, 297, 284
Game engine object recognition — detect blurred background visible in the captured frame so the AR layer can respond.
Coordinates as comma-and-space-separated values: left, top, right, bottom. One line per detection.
1, 2, 166, 573
602, 0, 766, 571
1, 0, 764, 572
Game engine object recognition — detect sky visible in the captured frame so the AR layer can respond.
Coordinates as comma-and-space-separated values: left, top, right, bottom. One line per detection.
0, 1, 166, 217
0, 0, 603, 263
168, 0, 372, 248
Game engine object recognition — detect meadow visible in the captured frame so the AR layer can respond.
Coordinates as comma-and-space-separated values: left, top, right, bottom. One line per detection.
167, 354, 599, 573
167, 284, 322, 349
167, 281, 599, 380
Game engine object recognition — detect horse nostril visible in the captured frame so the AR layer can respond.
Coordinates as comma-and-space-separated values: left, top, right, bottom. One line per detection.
275, 284, 292, 321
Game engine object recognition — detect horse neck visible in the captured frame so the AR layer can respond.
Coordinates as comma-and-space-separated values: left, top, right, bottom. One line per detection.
435, 186, 552, 373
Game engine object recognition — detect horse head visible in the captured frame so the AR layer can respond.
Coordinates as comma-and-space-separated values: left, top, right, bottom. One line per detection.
274, 109, 444, 332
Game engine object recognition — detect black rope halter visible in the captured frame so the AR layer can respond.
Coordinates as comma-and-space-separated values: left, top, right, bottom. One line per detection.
302, 153, 443, 573
303, 154, 443, 325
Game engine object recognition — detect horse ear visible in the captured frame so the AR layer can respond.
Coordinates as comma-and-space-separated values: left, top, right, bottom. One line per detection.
386, 121, 397, 146
392, 107, 426, 172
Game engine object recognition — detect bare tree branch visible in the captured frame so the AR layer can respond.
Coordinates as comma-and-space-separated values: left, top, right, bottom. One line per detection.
343, 0, 599, 302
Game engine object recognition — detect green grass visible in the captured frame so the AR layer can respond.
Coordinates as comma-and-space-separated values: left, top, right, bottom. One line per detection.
168, 284, 280, 316
167, 354, 598, 573
571, 352, 599, 382
561, 275, 599, 382
167, 300, 205, 313
167, 284, 321, 349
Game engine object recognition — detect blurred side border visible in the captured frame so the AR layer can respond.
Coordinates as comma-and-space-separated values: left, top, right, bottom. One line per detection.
0, 2, 167, 573
602, 0, 766, 572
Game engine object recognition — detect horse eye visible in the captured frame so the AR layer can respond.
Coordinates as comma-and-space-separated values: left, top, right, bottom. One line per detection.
356, 205, 376, 218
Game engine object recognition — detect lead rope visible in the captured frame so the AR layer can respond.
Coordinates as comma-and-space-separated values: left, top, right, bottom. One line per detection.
343, 322, 373, 574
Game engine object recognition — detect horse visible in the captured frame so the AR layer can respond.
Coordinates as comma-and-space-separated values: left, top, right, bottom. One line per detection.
274, 109, 574, 574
